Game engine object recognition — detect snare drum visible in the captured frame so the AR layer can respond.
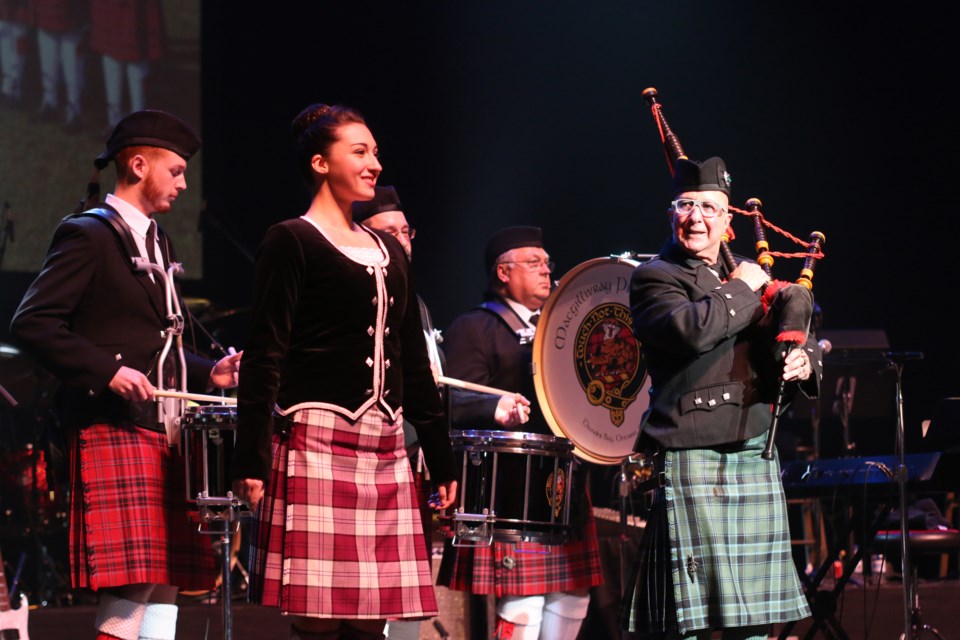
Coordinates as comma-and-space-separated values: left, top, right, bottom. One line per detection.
180, 405, 237, 502
443, 430, 575, 546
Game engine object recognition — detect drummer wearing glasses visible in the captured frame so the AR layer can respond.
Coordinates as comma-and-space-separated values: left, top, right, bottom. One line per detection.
436, 226, 604, 640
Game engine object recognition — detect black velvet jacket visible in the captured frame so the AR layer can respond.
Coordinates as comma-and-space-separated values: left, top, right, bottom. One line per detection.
231, 218, 455, 483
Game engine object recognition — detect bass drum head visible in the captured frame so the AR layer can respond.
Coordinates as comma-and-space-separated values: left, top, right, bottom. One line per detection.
533, 256, 652, 465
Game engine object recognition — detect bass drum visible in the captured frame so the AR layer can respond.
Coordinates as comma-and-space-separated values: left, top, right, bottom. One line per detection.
533, 255, 653, 465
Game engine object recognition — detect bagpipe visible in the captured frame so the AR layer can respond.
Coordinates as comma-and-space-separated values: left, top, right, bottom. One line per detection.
641, 87, 826, 460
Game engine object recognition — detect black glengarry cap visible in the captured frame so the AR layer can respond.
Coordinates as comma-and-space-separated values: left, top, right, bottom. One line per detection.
673, 156, 731, 197
95, 109, 201, 169
484, 226, 543, 272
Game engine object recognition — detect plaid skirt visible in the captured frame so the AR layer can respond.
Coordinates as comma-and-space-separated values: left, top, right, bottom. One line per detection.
621, 434, 810, 634
69, 423, 215, 591
436, 499, 605, 597
248, 407, 438, 620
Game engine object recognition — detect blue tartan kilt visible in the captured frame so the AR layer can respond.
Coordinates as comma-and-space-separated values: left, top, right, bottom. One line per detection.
621, 434, 810, 634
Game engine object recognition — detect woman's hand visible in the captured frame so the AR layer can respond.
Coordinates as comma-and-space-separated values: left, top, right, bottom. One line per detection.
428, 479, 458, 510
210, 351, 243, 389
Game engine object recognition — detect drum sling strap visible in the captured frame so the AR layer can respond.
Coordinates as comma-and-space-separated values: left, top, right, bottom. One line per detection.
71, 207, 179, 432
72, 206, 170, 269
477, 299, 535, 346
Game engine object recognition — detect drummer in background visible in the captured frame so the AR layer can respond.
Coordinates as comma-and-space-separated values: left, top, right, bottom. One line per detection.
620, 157, 819, 638
436, 226, 605, 640
9, 110, 242, 640
351, 184, 442, 640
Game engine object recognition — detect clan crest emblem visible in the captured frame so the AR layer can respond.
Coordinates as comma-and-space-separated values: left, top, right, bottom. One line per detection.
573, 303, 645, 426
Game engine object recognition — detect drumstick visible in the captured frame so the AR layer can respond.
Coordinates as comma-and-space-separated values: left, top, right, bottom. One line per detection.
153, 389, 238, 405
437, 375, 518, 398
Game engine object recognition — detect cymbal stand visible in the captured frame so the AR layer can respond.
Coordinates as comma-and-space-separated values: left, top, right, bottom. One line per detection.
885, 351, 924, 640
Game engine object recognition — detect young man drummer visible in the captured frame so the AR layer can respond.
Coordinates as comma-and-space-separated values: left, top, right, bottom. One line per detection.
436, 226, 605, 640
10, 110, 241, 640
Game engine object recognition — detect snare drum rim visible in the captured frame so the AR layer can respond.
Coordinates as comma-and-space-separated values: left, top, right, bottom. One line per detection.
532, 255, 649, 465
181, 404, 238, 428
451, 429, 574, 456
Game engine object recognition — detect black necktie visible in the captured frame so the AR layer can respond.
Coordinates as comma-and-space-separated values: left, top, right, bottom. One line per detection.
529, 312, 540, 327
145, 220, 161, 266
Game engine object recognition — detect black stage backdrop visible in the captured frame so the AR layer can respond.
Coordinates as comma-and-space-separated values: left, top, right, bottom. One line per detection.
2, 2, 956, 459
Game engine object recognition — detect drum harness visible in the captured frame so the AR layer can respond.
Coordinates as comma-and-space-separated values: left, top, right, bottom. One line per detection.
477, 298, 536, 350
73, 207, 189, 446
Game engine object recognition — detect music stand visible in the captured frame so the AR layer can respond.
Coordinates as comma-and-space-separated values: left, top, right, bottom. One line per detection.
819, 328, 892, 457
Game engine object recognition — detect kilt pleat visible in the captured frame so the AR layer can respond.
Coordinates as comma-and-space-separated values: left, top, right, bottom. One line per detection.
622, 434, 810, 634
69, 423, 215, 591
619, 486, 675, 634
248, 407, 438, 620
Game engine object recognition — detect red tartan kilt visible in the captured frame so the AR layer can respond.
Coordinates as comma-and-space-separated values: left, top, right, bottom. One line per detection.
69, 423, 215, 591
436, 506, 605, 596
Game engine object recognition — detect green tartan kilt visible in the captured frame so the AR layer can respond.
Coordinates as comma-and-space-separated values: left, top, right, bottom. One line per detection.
622, 434, 811, 634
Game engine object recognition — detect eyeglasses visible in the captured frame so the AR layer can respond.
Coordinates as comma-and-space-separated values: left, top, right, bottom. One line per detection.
671, 199, 727, 218
384, 227, 416, 240
499, 259, 555, 273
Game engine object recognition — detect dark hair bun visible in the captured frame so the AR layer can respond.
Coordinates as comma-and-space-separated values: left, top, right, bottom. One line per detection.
291, 103, 332, 139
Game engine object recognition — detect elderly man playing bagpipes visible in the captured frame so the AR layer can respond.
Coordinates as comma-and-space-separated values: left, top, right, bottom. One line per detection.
620, 155, 824, 640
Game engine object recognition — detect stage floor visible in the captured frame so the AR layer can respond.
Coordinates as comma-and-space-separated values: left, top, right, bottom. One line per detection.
15, 575, 960, 639
7, 511, 960, 638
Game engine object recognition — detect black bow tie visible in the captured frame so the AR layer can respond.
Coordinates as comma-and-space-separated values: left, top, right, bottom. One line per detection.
529, 312, 540, 327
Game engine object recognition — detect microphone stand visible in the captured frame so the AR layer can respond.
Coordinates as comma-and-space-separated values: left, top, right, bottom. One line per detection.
883, 351, 923, 640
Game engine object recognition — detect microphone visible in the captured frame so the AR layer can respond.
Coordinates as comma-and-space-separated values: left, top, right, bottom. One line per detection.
817, 338, 832, 354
